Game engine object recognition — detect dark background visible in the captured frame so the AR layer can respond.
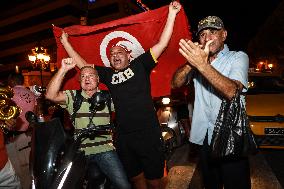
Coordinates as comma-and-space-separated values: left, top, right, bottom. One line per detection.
0, 0, 283, 78
3, 0, 282, 52
142, 0, 283, 51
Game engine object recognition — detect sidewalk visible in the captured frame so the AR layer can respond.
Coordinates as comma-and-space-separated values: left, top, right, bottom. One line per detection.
165, 143, 199, 189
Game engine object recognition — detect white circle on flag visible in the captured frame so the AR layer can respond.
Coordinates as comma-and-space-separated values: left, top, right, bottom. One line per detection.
100, 31, 145, 67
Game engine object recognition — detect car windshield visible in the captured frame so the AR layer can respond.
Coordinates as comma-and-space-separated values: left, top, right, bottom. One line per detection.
247, 76, 284, 94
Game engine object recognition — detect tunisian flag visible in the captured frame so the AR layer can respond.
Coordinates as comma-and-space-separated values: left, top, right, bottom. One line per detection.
53, 5, 191, 97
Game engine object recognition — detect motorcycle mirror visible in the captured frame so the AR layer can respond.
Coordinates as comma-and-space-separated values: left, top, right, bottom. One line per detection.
25, 111, 38, 124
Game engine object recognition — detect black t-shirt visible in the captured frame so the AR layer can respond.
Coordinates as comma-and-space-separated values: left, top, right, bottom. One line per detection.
95, 50, 160, 134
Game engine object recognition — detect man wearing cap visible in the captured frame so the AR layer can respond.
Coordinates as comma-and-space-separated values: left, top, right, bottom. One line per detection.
172, 16, 250, 189
59, 1, 181, 189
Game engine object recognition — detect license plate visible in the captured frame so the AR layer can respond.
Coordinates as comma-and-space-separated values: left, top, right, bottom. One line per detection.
265, 128, 284, 135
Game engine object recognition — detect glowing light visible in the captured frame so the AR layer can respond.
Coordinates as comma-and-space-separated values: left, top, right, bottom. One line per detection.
28, 44, 52, 87
248, 81, 255, 89
28, 55, 36, 62
37, 53, 44, 60
28, 44, 51, 70
15, 65, 19, 73
58, 162, 73, 189
162, 97, 170, 105
44, 55, 50, 62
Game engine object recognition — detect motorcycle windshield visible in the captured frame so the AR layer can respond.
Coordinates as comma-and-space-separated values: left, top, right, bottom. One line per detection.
30, 118, 68, 189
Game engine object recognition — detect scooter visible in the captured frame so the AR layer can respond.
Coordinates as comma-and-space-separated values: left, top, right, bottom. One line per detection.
26, 91, 113, 189
156, 99, 189, 160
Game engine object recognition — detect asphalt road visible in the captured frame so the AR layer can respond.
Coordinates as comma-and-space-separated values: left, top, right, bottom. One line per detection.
261, 149, 284, 188
165, 143, 284, 189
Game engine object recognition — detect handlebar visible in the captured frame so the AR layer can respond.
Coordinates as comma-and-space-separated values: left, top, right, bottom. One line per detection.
74, 123, 113, 142
25, 111, 113, 142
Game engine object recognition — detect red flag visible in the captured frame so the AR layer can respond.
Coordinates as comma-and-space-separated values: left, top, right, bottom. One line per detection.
53, 5, 192, 97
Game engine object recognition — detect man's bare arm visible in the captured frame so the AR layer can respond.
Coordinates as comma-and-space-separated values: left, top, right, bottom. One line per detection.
198, 64, 243, 99
45, 58, 76, 104
151, 1, 181, 59
171, 64, 192, 88
60, 32, 92, 69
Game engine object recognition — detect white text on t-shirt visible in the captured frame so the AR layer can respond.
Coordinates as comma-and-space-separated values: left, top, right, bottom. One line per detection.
111, 68, 134, 84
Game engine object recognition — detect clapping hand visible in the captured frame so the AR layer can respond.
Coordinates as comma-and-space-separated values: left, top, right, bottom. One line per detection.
178, 39, 213, 70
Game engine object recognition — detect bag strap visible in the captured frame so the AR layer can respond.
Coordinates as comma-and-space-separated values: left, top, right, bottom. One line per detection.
71, 89, 84, 125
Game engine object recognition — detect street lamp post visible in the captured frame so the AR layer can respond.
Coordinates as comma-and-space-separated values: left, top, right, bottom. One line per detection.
28, 44, 50, 122
28, 45, 50, 87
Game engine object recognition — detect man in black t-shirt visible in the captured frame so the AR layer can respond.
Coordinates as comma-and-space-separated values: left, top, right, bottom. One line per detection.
60, 2, 181, 188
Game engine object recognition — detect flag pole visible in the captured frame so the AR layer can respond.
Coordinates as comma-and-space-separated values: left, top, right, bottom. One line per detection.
136, 0, 150, 12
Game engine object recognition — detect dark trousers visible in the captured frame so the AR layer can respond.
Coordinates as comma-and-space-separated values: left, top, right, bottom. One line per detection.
200, 134, 251, 189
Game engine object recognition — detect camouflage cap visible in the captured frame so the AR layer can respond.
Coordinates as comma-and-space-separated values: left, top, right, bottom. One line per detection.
197, 16, 224, 35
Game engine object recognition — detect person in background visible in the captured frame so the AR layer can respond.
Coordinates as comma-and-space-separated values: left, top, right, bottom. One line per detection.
59, 2, 181, 188
5, 73, 37, 189
0, 119, 21, 189
171, 16, 250, 189
45, 60, 131, 189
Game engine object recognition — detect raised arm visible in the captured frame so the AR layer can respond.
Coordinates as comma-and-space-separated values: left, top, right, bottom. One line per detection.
151, 1, 181, 59
45, 58, 76, 104
60, 32, 92, 69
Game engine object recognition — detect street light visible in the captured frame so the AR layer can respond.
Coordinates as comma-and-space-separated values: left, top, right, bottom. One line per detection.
28, 44, 51, 122
28, 44, 50, 86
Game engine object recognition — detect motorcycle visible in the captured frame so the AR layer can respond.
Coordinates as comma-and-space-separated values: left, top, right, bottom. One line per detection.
27, 91, 114, 189
156, 97, 189, 160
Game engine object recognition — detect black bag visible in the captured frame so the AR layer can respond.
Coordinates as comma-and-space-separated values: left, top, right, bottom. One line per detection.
210, 89, 258, 158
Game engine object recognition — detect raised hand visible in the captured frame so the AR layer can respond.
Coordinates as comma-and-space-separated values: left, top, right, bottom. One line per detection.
60, 31, 69, 45
169, 1, 182, 15
61, 58, 76, 72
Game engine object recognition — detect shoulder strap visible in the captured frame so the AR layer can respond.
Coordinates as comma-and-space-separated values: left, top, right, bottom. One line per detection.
71, 89, 83, 124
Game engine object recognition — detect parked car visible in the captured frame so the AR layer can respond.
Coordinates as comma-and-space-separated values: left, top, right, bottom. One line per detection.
246, 72, 284, 149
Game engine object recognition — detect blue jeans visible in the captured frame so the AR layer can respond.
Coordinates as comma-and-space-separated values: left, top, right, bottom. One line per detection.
86, 150, 131, 189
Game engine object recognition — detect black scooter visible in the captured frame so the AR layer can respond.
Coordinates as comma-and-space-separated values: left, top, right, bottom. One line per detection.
26, 91, 113, 189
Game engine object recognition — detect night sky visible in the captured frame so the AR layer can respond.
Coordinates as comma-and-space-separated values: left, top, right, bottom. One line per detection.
142, 0, 283, 52
2, 0, 282, 52
1, 0, 282, 62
